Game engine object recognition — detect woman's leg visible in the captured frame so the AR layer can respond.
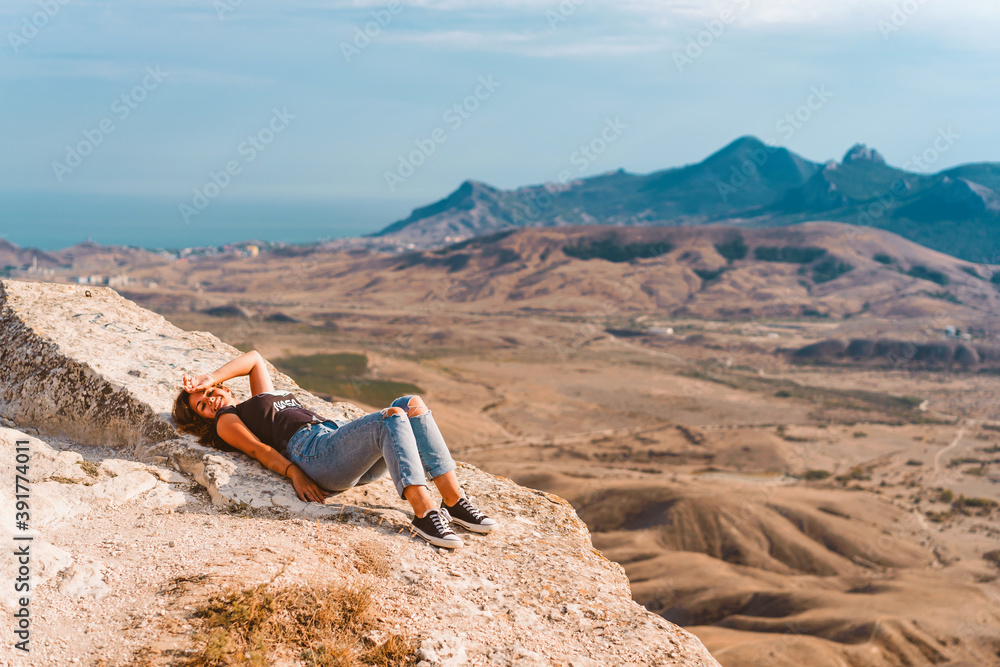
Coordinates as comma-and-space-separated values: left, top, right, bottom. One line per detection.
429, 470, 463, 505
388, 395, 459, 502
355, 458, 387, 486
288, 408, 466, 548
384, 396, 497, 533
286, 409, 430, 501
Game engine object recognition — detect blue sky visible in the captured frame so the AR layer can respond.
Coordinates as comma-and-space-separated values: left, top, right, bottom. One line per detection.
1, 0, 999, 249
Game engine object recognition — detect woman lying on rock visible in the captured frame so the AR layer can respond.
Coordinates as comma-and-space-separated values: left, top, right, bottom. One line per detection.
172, 350, 496, 548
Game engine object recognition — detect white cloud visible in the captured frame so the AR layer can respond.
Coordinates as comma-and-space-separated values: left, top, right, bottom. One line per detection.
383, 29, 670, 57
305, 0, 1000, 54
295, 0, 1000, 20
607, 0, 1000, 31
386, 29, 531, 47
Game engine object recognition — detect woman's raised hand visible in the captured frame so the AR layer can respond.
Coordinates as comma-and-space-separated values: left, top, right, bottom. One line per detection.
182, 373, 216, 393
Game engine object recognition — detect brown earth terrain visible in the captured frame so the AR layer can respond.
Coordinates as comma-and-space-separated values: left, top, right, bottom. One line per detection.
18, 221, 1000, 666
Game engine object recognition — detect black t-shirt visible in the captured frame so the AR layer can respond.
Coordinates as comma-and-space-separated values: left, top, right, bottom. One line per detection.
215, 390, 328, 454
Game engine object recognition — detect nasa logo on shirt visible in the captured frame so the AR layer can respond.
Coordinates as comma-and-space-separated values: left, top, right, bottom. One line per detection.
259, 390, 302, 412
273, 398, 302, 411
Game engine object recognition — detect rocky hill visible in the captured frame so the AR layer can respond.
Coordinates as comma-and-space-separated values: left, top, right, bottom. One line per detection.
297, 222, 1000, 324
0, 239, 177, 276
0, 279, 720, 666
0, 239, 61, 273
792, 337, 1000, 371
372, 136, 1000, 262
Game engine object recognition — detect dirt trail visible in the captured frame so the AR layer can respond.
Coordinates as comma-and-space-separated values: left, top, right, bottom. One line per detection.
932, 423, 965, 480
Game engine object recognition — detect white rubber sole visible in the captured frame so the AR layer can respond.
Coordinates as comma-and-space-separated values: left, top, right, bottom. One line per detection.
448, 516, 498, 534
411, 524, 463, 549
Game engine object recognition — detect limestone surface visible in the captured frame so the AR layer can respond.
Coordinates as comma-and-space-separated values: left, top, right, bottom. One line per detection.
0, 279, 720, 666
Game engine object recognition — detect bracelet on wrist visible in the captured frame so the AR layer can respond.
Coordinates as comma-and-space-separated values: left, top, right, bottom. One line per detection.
284, 462, 294, 477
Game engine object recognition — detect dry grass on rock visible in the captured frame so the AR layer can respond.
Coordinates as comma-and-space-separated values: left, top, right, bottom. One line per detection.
184, 578, 416, 667
352, 540, 393, 578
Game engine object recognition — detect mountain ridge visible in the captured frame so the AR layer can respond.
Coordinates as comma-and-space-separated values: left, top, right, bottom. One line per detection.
372, 136, 1000, 262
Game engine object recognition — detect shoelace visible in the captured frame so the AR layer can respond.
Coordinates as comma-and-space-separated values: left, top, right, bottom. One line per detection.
456, 497, 485, 521
429, 510, 453, 535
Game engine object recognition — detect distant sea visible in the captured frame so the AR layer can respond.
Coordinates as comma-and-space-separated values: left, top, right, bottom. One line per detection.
0, 192, 422, 252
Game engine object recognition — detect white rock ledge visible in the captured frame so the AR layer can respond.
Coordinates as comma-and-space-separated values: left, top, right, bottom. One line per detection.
0, 279, 721, 666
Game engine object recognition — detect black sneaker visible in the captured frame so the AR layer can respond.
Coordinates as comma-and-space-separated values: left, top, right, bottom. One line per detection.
411, 508, 463, 549
441, 496, 498, 534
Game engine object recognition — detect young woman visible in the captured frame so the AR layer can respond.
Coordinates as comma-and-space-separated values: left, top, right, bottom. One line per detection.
172, 350, 496, 548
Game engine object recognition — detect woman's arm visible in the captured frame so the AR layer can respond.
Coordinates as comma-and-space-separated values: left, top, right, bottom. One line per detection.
217, 413, 329, 503
210, 350, 274, 395
184, 350, 274, 395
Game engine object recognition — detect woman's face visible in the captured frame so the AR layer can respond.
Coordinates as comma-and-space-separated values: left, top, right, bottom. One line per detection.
188, 386, 234, 420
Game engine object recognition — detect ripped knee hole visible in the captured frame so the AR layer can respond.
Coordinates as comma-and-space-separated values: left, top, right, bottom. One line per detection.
406, 395, 428, 418
381, 406, 406, 419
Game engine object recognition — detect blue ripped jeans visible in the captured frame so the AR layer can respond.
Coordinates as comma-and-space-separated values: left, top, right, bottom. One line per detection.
285, 395, 456, 499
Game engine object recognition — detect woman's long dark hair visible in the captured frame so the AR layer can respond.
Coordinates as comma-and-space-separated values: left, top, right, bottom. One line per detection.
172, 382, 239, 452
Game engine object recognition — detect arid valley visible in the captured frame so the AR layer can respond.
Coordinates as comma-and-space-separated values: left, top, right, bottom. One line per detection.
15, 221, 1000, 666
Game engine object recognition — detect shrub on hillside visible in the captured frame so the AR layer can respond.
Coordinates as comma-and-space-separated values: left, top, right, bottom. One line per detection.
489, 247, 522, 266
812, 258, 854, 283
954, 495, 998, 509
836, 466, 870, 482
714, 235, 748, 262
922, 290, 962, 304
563, 239, 674, 263
754, 246, 827, 263
962, 266, 982, 279
694, 268, 727, 281
907, 264, 949, 286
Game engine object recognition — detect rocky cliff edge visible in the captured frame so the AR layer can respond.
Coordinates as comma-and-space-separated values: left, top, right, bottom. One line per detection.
0, 279, 719, 666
